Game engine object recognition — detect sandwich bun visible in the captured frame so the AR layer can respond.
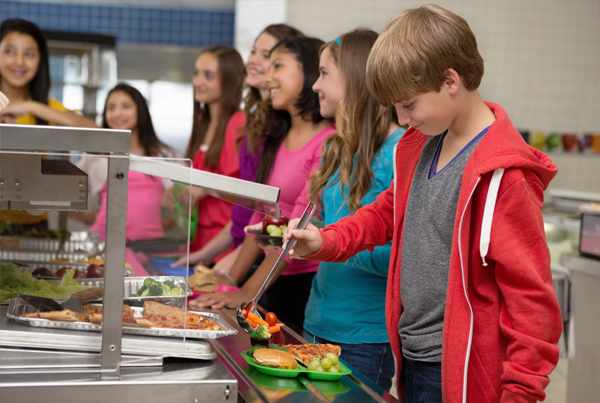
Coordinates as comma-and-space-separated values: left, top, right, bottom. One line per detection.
253, 349, 298, 370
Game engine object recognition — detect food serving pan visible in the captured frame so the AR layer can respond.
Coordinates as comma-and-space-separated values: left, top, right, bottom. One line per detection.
79, 276, 193, 308
7, 298, 237, 340
0, 232, 103, 254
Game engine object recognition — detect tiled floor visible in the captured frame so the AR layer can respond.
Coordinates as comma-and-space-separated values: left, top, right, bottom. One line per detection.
388, 357, 568, 402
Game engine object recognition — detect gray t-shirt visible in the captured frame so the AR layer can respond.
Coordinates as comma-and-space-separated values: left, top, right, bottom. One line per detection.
399, 130, 485, 362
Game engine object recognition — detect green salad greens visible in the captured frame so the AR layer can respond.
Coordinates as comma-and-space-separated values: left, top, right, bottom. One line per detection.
0, 263, 91, 303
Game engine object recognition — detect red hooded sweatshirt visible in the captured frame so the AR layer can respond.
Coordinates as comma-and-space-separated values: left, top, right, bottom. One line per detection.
307, 103, 562, 403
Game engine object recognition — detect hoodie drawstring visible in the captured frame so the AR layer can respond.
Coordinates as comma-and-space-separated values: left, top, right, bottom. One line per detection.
480, 168, 504, 266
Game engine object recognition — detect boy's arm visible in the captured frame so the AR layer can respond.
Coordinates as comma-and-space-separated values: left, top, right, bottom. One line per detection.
488, 170, 562, 402
307, 179, 397, 263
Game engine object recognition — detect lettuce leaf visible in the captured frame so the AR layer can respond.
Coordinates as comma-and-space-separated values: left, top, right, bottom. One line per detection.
0, 263, 91, 303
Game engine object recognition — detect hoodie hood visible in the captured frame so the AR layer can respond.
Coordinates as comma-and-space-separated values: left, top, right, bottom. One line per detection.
472, 102, 557, 190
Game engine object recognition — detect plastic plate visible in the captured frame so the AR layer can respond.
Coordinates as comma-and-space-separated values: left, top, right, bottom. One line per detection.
247, 230, 283, 247
240, 350, 352, 381
241, 350, 302, 378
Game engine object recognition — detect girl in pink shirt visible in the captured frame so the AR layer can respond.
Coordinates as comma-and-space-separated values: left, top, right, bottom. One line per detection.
74, 83, 181, 241
190, 37, 335, 330
171, 46, 246, 259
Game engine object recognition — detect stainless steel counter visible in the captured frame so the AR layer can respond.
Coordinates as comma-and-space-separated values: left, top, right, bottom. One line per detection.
0, 305, 399, 403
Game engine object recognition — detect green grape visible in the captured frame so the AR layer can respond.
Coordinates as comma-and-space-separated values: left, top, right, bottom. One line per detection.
334, 363, 342, 372
325, 353, 338, 365
279, 225, 287, 231
320, 357, 332, 370
329, 365, 340, 373
307, 361, 319, 371
270, 228, 283, 237
311, 356, 321, 363
314, 366, 325, 372
266, 225, 279, 235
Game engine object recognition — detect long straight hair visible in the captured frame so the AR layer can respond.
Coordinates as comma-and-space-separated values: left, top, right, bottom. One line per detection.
101, 83, 166, 157
185, 45, 245, 169
309, 29, 396, 213
242, 24, 304, 154
0, 19, 50, 125
255, 36, 327, 184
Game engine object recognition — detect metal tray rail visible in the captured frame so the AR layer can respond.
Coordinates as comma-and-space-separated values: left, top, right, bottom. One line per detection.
79, 276, 193, 308
7, 298, 237, 340
0, 236, 103, 254
0, 248, 101, 263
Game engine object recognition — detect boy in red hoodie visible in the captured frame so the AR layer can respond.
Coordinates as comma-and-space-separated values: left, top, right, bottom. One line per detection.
285, 4, 562, 403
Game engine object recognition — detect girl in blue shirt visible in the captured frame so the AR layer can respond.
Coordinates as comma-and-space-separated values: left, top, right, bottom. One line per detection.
306, 29, 405, 390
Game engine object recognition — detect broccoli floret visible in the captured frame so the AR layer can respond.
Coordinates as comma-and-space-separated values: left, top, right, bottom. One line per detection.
143, 278, 161, 288
250, 325, 271, 340
163, 280, 176, 289
147, 284, 163, 296
140, 288, 150, 297
134, 285, 148, 297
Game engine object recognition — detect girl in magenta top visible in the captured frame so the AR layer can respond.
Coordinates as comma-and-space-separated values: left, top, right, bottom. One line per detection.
171, 24, 304, 272
190, 36, 335, 331
75, 83, 181, 241
170, 45, 246, 259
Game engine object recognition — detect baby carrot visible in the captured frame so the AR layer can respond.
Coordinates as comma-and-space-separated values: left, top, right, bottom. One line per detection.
268, 325, 281, 333
247, 312, 269, 328
246, 316, 259, 329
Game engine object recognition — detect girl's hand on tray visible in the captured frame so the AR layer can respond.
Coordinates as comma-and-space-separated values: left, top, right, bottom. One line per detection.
188, 288, 252, 310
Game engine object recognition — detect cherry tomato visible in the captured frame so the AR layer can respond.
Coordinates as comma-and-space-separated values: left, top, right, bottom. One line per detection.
241, 309, 248, 318
265, 312, 277, 327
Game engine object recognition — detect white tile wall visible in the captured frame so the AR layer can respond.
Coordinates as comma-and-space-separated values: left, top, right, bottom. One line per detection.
285, 0, 600, 193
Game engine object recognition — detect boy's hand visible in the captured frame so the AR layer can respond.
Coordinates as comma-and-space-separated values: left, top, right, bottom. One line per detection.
283, 218, 323, 258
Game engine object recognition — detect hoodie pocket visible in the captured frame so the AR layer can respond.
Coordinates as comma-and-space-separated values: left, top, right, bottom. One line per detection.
469, 348, 501, 403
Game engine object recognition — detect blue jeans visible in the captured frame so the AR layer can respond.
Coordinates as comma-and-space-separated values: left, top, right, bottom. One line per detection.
401, 356, 442, 403
303, 329, 395, 392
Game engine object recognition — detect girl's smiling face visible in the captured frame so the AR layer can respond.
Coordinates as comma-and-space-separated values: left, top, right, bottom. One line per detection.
264, 48, 304, 112
0, 31, 40, 91
105, 90, 138, 132
192, 52, 222, 105
246, 33, 278, 91
312, 47, 344, 119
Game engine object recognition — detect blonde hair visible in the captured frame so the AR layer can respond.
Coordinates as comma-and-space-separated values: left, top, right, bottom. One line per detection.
366, 3, 484, 107
309, 29, 396, 214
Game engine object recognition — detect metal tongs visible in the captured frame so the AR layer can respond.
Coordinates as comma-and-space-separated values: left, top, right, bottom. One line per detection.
237, 201, 317, 334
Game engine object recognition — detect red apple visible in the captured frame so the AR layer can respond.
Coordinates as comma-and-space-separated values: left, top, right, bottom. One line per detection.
72, 269, 86, 279
86, 264, 104, 278
32, 267, 57, 277
262, 215, 289, 235
56, 267, 70, 278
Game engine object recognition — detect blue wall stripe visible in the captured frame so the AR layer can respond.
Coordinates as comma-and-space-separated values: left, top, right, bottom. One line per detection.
0, 1, 234, 47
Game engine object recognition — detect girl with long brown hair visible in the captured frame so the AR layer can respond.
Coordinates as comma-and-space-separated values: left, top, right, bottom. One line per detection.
190, 36, 335, 331
170, 45, 246, 256
172, 24, 303, 271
